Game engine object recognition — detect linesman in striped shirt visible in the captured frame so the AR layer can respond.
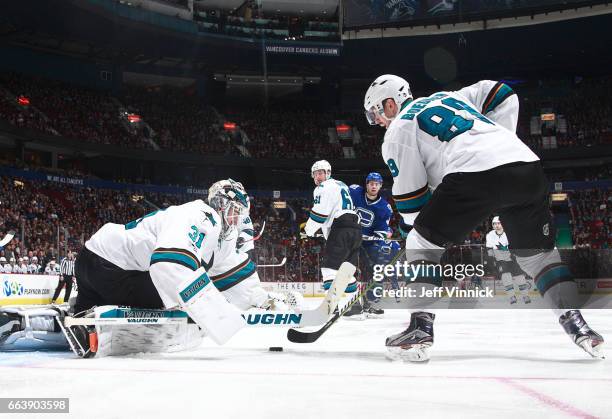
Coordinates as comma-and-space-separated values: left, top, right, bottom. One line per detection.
52, 251, 76, 304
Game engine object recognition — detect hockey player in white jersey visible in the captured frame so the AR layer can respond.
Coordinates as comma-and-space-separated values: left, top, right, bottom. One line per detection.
236, 212, 256, 255
66, 182, 250, 356
304, 160, 362, 298
486, 216, 531, 305
364, 74, 604, 361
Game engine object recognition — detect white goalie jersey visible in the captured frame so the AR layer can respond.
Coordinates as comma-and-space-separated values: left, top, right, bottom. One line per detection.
382, 82, 538, 225
236, 215, 255, 254
305, 178, 356, 239
85, 200, 221, 309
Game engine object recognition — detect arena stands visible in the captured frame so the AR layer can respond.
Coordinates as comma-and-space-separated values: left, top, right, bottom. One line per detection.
1, 162, 611, 280
2, 74, 611, 160
570, 189, 612, 249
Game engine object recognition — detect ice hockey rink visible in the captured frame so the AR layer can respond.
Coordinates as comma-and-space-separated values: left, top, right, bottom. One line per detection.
1, 307, 610, 419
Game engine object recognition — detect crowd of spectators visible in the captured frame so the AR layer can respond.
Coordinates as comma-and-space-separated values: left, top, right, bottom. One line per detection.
518, 76, 612, 149
2, 166, 612, 282
570, 189, 612, 249
2, 73, 612, 161
0, 73, 152, 149
226, 108, 343, 159
120, 85, 239, 155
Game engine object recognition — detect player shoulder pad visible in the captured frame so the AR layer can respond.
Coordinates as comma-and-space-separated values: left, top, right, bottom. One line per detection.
199, 202, 222, 227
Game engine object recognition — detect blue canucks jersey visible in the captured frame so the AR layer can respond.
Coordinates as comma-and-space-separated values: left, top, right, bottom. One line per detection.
349, 185, 392, 244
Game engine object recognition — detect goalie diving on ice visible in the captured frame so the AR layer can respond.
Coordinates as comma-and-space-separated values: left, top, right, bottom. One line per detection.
2, 179, 302, 358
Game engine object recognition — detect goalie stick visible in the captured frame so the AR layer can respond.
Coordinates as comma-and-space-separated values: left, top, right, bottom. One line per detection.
0, 230, 15, 247
287, 243, 406, 343
258, 257, 286, 268
63, 305, 322, 329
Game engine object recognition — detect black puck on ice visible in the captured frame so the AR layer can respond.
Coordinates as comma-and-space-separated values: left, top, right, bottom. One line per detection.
269, 346, 284, 352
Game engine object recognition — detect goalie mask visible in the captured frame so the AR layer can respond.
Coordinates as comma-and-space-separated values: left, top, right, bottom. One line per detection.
208, 179, 250, 240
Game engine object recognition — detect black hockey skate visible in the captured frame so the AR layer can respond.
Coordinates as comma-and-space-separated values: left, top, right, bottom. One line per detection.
362, 298, 384, 319
53, 307, 98, 358
386, 311, 435, 362
342, 299, 365, 321
559, 310, 604, 359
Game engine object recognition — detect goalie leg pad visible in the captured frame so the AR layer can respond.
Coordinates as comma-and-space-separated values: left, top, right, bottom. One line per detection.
0, 306, 70, 352
178, 268, 245, 345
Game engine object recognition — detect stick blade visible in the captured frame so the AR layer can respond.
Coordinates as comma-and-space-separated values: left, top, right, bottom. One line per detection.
287, 328, 319, 343
287, 313, 338, 343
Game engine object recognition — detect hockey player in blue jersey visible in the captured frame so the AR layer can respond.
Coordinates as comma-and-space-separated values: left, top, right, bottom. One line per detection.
347, 172, 401, 318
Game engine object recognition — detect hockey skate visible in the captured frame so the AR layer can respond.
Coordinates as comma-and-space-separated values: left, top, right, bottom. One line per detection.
509, 295, 517, 305
522, 295, 531, 304
362, 298, 384, 319
559, 310, 604, 359
342, 299, 365, 321
56, 308, 98, 358
386, 311, 434, 362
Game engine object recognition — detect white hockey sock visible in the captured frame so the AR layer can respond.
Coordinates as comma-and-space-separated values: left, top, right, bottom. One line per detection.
500, 272, 515, 293
513, 274, 530, 296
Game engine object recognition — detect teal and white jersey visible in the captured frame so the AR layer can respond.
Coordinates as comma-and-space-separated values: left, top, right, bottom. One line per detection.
305, 178, 356, 239
86, 200, 221, 308
236, 215, 255, 254
456, 80, 519, 133
486, 229, 512, 261
382, 88, 538, 225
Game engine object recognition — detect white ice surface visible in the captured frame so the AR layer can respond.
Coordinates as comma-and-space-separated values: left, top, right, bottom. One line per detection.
1, 306, 611, 419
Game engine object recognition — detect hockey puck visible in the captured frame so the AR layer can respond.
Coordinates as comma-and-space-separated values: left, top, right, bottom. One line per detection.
269, 346, 284, 352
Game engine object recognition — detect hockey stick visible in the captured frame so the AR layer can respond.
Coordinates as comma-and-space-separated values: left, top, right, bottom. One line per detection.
258, 257, 287, 268
64, 306, 322, 328
362, 235, 402, 242
284, 261, 356, 334
287, 281, 377, 343
0, 230, 15, 247
287, 243, 406, 343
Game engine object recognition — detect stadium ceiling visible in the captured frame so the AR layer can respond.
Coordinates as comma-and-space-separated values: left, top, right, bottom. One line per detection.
194, 0, 339, 15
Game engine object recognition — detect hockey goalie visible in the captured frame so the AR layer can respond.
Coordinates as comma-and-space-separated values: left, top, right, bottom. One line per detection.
0, 179, 302, 358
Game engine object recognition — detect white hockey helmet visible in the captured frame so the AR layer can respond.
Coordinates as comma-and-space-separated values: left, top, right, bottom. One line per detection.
311, 160, 331, 180
208, 178, 250, 240
32, 256, 38, 262
0, 257, 5, 263
9, 257, 15, 263
492, 216, 501, 227
363, 74, 412, 125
